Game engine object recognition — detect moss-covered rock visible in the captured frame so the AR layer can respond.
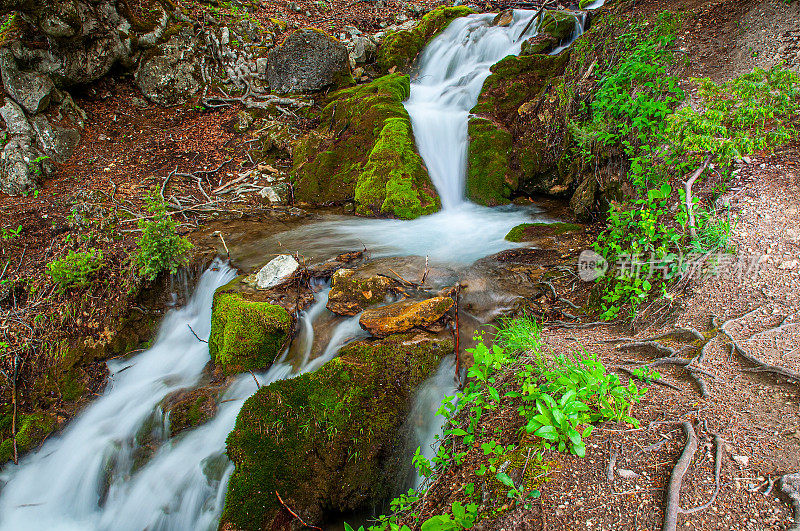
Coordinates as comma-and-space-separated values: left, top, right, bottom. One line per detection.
163, 386, 219, 437
0, 410, 57, 464
293, 73, 440, 219
209, 285, 292, 375
466, 117, 514, 206
504, 222, 583, 243
520, 10, 576, 55
377, 6, 475, 72
326, 267, 398, 316
221, 332, 452, 530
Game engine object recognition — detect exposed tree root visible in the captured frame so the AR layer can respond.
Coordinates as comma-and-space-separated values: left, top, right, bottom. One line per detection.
617, 366, 681, 391
680, 434, 722, 515
661, 421, 699, 531
720, 310, 800, 383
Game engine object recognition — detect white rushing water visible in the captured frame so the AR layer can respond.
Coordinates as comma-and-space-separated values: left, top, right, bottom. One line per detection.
0, 10, 588, 530
0, 266, 353, 531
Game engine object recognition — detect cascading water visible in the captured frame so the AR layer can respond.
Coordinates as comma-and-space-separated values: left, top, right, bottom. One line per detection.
0, 9, 591, 530
0, 267, 354, 530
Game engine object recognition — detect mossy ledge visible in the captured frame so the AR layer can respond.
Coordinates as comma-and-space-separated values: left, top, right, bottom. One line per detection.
504, 222, 583, 242
377, 6, 475, 72
208, 279, 292, 375
220, 332, 453, 530
293, 73, 440, 219
0, 409, 57, 464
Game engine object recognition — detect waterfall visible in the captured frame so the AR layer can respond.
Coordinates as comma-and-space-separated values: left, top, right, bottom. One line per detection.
404, 11, 542, 210
0, 267, 350, 531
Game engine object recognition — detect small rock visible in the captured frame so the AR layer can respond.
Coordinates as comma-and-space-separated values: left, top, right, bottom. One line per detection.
492, 9, 514, 27
778, 260, 798, 270
617, 469, 640, 479
733, 455, 750, 467
359, 297, 454, 337
258, 183, 290, 204
255, 255, 299, 289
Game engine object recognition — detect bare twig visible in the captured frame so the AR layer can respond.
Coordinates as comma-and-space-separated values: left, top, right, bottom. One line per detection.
187, 324, 208, 343
275, 491, 322, 530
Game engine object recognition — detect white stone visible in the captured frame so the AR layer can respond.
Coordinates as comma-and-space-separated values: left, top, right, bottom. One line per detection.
733, 455, 750, 467
255, 255, 299, 289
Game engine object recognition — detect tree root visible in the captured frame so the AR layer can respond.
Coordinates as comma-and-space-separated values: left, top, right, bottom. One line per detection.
617, 366, 681, 391
721, 310, 800, 383
661, 421, 698, 531
680, 434, 722, 514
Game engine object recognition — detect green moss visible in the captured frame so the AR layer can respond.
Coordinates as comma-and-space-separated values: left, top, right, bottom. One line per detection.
504, 222, 583, 242
294, 74, 439, 219
0, 412, 57, 464
355, 117, 438, 219
377, 6, 475, 72
221, 333, 453, 530
168, 392, 216, 436
59, 368, 87, 402
209, 285, 292, 375
466, 118, 514, 206
520, 10, 577, 56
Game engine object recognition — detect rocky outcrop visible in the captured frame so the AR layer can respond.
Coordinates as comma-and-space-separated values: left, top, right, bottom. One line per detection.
135, 32, 203, 105
221, 332, 452, 530
209, 284, 293, 375
359, 297, 454, 337
267, 29, 351, 94
293, 73, 440, 219
0, 98, 51, 195
327, 267, 398, 315
377, 6, 475, 72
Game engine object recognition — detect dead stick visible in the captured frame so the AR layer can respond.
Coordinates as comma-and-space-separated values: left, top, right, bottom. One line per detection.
662, 421, 698, 531
249, 370, 261, 389
684, 153, 713, 241
275, 490, 322, 530
187, 324, 208, 343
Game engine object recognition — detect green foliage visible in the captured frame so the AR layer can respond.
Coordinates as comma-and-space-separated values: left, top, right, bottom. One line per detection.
1, 225, 22, 240
134, 193, 192, 281
46, 248, 104, 293
668, 66, 800, 163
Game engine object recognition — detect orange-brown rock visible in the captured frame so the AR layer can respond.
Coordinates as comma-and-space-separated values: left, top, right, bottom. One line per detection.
359, 297, 454, 337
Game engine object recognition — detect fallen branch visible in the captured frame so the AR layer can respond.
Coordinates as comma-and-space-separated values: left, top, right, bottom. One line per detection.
684, 153, 713, 241
187, 324, 208, 343
662, 421, 699, 531
275, 491, 322, 530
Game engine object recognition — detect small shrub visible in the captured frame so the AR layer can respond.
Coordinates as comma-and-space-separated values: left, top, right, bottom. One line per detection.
47, 249, 104, 292
135, 193, 193, 281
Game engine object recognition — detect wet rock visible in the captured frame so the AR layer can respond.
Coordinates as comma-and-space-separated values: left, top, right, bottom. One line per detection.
504, 222, 583, 244
209, 286, 293, 375
221, 332, 451, 530
307, 251, 366, 279
0, 410, 57, 465
359, 296, 453, 337
31, 115, 81, 163
570, 175, 599, 221
492, 9, 514, 27
347, 34, 377, 66
254, 255, 299, 289
0, 49, 56, 114
327, 268, 397, 315
163, 386, 219, 437
520, 10, 576, 55
267, 29, 350, 94
135, 33, 203, 106
377, 6, 473, 72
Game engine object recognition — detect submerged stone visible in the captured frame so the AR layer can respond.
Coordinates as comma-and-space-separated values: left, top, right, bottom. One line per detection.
221, 332, 452, 530
209, 287, 292, 375
326, 267, 397, 315
505, 222, 583, 243
359, 297, 454, 337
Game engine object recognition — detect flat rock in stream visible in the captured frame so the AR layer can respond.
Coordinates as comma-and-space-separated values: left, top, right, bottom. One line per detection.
253, 254, 299, 290
359, 297, 453, 337
326, 268, 397, 316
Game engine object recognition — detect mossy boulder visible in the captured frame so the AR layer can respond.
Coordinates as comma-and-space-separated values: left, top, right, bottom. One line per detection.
163, 386, 219, 437
377, 6, 475, 72
0, 409, 57, 464
520, 10, 576, 55
359, 297, 454, 337
505, 222, 583, 242
293, 73, 439, 219
209, 285, 292, 375
221, 332, 453, 530
326, 267, 398, 316
466, 117, 514, 206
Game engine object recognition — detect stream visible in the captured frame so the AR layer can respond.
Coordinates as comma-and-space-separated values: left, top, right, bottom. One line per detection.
0, 9, 587, 530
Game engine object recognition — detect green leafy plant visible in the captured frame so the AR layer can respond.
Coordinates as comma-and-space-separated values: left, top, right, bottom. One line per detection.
1, 225, 22, 240
47, 249, 104, 292
134, 193, 193, 281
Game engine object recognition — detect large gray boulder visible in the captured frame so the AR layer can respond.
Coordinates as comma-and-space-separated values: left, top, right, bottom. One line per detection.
135, 33, 203, 105
0, 99, 49, 195
31, 115, 81, 163
0, 50, 55, 114
267, 29, 350, 94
